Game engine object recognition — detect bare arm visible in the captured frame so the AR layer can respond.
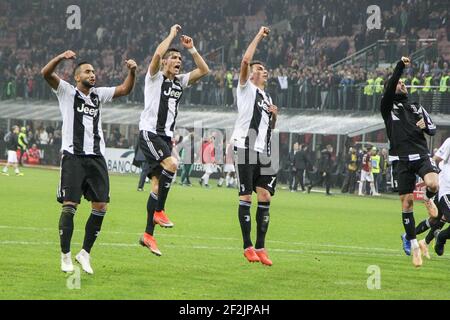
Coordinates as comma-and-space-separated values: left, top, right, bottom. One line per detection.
240, 27, 270, 86
148, 24, 181, 77
114, 60, 137, 98
180, 35, 210, 85
41, 50, 76, 90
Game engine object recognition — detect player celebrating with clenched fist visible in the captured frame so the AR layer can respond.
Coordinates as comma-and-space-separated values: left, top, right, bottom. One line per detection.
42, 50, 137, 274
138, 25, 210, 257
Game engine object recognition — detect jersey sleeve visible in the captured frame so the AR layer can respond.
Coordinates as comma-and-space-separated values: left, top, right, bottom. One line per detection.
238, 77, 250, 89
95, 87, 116, 104
146, 70, 163, 86
380, 60, 405, 117
176, 73, 191, 88
52, 79, 73, 99
236, 79, 255, 112
52, 79, 75, 112
436, 139, 450, 162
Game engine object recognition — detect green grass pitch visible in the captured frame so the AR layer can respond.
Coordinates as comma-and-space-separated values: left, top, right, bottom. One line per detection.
1, 167, 450, 300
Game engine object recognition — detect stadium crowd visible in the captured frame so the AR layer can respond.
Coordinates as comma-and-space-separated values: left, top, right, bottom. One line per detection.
1, 0, 449, 110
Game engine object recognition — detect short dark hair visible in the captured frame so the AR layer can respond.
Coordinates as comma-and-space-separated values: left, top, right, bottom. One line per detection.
163, 48, 181, 59
250, 60, 264, 68
74, 61, 91, 76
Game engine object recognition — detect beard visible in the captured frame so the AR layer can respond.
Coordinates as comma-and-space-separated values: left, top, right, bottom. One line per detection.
82, 79, 95, 88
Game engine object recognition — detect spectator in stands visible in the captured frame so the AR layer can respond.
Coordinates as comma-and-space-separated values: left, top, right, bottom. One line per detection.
27, 143, 41, 165
38, 127, 48, 145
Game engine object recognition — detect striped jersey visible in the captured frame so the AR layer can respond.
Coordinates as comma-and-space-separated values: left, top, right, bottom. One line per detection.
53, 79, 115, 156
231, 79, 273, 153
139, 71, 191, 137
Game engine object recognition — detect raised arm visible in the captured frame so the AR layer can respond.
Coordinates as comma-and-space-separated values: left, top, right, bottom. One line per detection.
380, 57, 409, 114
113, 59, 137, 98
240, 27, 270, 86
148, 24, 181, 77
180, 35, 210, 85
41, 50, 76, 90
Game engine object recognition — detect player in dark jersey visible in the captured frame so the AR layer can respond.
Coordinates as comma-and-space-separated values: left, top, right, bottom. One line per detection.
231, 27, 278, 266
380, 56, 439, 267
138, 25, 209, 256
42, 50, 137, 274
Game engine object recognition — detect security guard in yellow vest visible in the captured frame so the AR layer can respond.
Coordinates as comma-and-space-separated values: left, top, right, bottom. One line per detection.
18, 127, 28, 166
371, 147, 381, 193
374, 76, 384, 94
364, 78, 374, 96
410, 76, 420, 94
422, 74, 433, 92
440, 74, 449, 93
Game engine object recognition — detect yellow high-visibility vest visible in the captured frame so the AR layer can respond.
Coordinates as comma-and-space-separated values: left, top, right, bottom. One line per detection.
422, 76, 433, 92
226, 73, 233, 89
440, 75, 449, 93
374, 77, 384, 94
371, 155, 381, 174
411, 77, 420, 94
364, 79, 374, 96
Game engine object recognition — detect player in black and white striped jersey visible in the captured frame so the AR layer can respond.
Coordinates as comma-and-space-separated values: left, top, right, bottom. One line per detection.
231, 27, 279, 266
42, 50, 137, 274
138, 25, 209, 256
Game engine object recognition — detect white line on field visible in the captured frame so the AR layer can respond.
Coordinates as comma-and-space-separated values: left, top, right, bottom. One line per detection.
0, 240, 411, 259
0, 224, 405, 253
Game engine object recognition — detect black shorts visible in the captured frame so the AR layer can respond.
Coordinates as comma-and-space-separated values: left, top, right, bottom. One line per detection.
57, 152, 110, 204
139, 131, 172, 179
235, 147, 278, 196
397, 157, 439, 195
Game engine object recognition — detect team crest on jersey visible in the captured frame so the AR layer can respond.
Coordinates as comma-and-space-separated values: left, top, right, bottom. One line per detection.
91, 95, 99, 106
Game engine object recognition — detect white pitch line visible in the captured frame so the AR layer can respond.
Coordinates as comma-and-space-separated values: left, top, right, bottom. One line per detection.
0, 240, 406, 258
0, 225, 400, 253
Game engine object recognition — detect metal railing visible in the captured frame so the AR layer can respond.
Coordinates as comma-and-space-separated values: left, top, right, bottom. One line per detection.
1, 79, 449, 113
331, 39, 438, 71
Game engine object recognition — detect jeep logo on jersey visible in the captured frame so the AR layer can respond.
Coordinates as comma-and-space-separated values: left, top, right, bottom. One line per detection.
163, 87, 182, 99
77, 104, 99, 118
257, 100, 269, 110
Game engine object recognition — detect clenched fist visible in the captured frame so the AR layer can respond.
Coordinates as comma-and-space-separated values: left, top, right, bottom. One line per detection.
59, 50, 76, 60
401, 56, 411, 67
180, 35, 194, 49
258, 26, 270, 38
125, 59, 137, 71
170, 24, 182, 37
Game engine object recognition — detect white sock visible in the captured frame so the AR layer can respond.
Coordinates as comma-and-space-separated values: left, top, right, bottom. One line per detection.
411, 239, 419, 250
358, 181, 363, 194
204, 174, 210, 185
2, 167, 7, 173
15, 168, 19, 174
225, 175, 230, 185
218, 177, 224, 186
